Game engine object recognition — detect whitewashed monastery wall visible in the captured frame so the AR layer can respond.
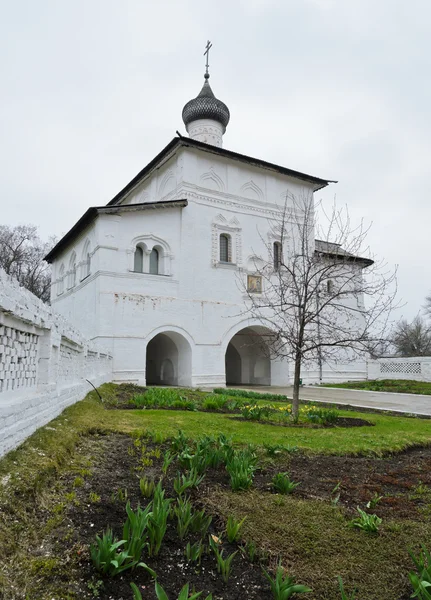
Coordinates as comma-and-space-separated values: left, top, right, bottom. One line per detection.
0, 269, 112, 457
367, 357, 431, 382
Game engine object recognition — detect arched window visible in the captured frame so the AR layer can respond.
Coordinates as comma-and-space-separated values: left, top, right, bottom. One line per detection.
68, 253, 76, 288
85, 252, 91, 277
58, 264, 65, 295
220, 233, 231, 263
149, 248, 159, 275
327, 280, 334, 294
134, 246, 144, 272
273, 242, 282, 271
81, 240, 91, 280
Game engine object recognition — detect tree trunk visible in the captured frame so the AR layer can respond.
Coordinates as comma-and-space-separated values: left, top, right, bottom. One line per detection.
292, 352, 302, 422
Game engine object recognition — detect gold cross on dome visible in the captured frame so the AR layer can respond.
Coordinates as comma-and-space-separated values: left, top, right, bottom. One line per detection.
204, 40, 212, 76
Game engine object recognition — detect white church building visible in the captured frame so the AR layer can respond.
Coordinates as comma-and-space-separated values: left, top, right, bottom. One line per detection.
45, 58, 369, 388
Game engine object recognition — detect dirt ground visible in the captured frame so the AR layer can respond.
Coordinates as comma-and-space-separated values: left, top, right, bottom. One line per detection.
45, 433, 431, 599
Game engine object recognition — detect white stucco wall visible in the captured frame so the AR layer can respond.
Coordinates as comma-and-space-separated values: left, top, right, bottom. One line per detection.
0, 269, 112, 457
367, 357, 431, 382
50, 143, 366, 388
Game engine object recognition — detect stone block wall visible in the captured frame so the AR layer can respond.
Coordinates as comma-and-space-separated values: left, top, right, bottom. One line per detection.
0, 269, 112, 457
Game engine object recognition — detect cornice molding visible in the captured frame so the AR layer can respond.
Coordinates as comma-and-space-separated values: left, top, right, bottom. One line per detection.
185, 188, 295, 220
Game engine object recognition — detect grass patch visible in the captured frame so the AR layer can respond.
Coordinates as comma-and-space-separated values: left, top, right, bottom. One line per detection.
203, 489, 431, 600
321, 379, 431, 395
1, 382, 431, 598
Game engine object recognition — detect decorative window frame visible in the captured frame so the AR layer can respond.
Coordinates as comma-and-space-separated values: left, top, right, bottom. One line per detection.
245, 254, 265, 295
67, 252, 77, 289
211, 214, 242, 268
127, 234, 173, 276
267, 229, 284, 271
79, 238, 93, 281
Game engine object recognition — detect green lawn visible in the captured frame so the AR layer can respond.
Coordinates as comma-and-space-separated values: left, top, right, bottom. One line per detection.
204, 490, 431, 600
321, 378, 431, 395
1, 384, 431, 599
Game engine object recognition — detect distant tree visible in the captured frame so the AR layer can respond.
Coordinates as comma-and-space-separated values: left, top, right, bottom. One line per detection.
425, 292, 431, 320
242, 193, 397, 421
392, 315, 431, 357
0, 224, 54, 303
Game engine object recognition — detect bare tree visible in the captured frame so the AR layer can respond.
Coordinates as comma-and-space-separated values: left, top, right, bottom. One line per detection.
424, 293, 431, 320
392, 315, 431, 357
0, 225, 54, 303
242, 192, 397, 420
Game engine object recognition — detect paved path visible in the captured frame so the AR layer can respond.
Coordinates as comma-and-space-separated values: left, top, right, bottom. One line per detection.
231, 385, 431, 417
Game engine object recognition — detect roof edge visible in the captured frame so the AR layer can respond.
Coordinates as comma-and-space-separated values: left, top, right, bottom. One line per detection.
44, 199, 188, 263
315, 249, 374, 268
107, 137, 336, 207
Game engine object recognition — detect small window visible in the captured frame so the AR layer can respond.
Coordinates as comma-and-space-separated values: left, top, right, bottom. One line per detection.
327, 280, 334, 294
134, 246, 144, 272
85, 252, 91, 277
273, 241, 282, 271
149, 248, 159, 275
220, 233, 231, 262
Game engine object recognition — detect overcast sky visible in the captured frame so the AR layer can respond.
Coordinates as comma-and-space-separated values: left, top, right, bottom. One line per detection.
1, 0, 429, 319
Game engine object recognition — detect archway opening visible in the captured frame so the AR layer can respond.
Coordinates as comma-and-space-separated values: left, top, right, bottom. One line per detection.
225, 326, 272, 386
145, 331, 192, 386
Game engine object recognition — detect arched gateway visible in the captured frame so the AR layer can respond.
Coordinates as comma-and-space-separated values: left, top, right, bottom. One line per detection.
145, 331, 192, 386
225, 326, 274, 386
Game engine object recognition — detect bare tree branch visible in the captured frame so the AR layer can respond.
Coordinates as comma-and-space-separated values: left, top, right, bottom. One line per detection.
0, 225, 55, 303
240, 192, 398, 420
392, 315, 431, 356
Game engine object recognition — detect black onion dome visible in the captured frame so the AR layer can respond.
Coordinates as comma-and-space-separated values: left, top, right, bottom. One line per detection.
182, 75, 230, 130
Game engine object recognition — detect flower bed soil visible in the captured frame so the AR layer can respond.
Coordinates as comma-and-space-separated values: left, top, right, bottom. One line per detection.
230, 416, 373, 428
66, 434, 272, 600
52, 432, 431, 599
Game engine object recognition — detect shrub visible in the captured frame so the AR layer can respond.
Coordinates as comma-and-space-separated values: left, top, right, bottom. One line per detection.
171, 430, 190, 454
226, 448, 257, 491
90, 528, 155, 578
162, 450, 175, 474
171, 398, 197, 411
139, 477, 156, 498
272, 473, 300, 495
173, 469, 205, 495
366, 492, 383, 509
147, 482, 172, 556
264, 443, 285, 457
122, 501, 152, 562
201, 395, 230, 411
214, 388, 289, 402
174, 495, 194, 540
349, 507, 382, 533
185, 541, 204, 564
190, 508, 212, 536
240, 404, 273, 421
262, 561, 311, 599
304, 406, 339, 425
209, 535, 238, 583
409, 544, 431, 599
226, 515, 247, 543
154, 581, 213, 600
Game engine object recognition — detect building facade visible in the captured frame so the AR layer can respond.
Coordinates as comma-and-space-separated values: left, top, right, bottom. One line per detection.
45, 69, 368, 387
